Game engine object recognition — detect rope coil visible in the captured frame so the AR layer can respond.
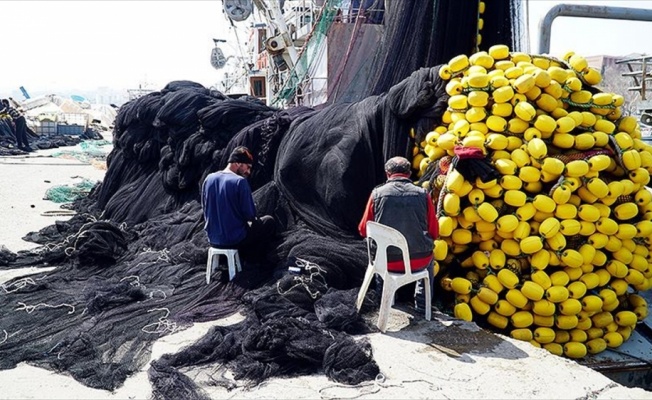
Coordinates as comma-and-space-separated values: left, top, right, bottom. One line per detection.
277, 258, 327, 300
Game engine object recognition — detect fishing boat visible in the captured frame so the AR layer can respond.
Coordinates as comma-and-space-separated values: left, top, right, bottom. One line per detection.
214, 0, 385, 107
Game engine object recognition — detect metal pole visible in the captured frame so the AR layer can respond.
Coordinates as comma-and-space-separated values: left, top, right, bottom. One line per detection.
538, 4, 652, 54
644, 57, 648, 101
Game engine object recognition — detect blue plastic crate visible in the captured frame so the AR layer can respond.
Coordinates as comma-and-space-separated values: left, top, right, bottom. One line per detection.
57, 124, 85, 135
37, 121, 57, 136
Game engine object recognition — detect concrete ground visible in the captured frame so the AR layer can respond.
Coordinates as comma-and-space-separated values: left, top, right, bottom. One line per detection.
1, 144, 651, 399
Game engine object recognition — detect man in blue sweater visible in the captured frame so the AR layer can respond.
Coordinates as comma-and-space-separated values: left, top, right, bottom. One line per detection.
201, 146, 276, 265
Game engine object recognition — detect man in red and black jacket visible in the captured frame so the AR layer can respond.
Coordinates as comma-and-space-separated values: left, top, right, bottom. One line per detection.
358, 156, 438, 310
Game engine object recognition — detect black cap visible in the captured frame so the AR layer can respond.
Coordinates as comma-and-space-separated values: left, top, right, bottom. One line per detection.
228, 146, 254, 164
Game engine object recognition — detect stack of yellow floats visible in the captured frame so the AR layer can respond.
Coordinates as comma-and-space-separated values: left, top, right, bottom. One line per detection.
416, 45, 652, 359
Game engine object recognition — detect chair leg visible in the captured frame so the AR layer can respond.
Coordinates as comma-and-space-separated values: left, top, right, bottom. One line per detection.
356, 267, 376, 312
228, 253, 237, 281
234, 252, 242, 274
377, 279, 396, 333
424, 276, 432, 321
206, 253, 214, 285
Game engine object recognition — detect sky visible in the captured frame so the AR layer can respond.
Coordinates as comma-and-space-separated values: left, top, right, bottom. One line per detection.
0, 1, 234, 98
2, 0, 652, 101
526, 0, 652, 55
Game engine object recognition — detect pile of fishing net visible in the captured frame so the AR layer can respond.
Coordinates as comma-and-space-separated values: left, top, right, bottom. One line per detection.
0, 71, 448, 397
0, 116, 103, 156
0, 1, 524, 398
50, 139, 113, 167
44, 179, 99, 203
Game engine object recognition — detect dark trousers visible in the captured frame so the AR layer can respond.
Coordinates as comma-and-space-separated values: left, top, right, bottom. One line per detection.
238, 215, 276, 262
210, 215, 277, 263
14, 117, 28, 148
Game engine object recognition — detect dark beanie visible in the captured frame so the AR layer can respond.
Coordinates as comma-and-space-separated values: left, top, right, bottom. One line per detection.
228, 146, 254, 164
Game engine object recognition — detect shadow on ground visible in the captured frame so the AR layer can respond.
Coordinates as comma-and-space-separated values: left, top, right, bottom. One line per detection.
372, 305, 530, 364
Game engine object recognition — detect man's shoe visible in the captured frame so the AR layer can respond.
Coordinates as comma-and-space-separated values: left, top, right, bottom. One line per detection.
217, 261, 229, 271
414, 279, 432, 313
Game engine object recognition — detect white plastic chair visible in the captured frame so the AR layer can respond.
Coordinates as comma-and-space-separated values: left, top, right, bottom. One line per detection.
206, 248, 242, 284
356, 221, 432, 332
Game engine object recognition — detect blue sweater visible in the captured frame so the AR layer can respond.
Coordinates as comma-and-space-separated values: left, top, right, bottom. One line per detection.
201, 170, 256, 246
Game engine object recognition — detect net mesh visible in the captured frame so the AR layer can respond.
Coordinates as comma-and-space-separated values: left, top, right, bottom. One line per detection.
44, 179, 99, 203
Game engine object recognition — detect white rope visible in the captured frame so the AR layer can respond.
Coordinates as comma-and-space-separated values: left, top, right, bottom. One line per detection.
149, 289, 167, 300
82, 213, 98, 223
120, 275, 142, 287
15, 302, 75, 315
1, 277, 36, 294
176, 251, 190, 262
319, 374, 441, 399
141, 247, 171, 263
0, 330, 7, 345
132, 262, 150, 269
48, 231, 79, 254
40, 242, 64, 252
319, 374, 385, 399
276, 258, 327, 299
63, 217, 105, 256
157, 249, 171, 263
36, 214, 100, 255
65, 229, 89, 256
141, 308, 178, 334
48, 341, 64, 355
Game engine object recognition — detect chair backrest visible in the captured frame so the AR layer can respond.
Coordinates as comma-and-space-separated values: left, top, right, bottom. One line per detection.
366, 221, 413, 276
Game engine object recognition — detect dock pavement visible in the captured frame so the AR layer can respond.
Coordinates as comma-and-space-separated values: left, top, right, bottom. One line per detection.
0, 144, 651, 399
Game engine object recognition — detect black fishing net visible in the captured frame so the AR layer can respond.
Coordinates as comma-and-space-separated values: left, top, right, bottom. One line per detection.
337, 0, 524, 103
0, 68, 441, 396
481, 0, 526, 54
0, 1, 524, 398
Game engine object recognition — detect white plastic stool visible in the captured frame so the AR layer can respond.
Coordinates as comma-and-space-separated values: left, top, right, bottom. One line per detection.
206, 247, 242, 284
